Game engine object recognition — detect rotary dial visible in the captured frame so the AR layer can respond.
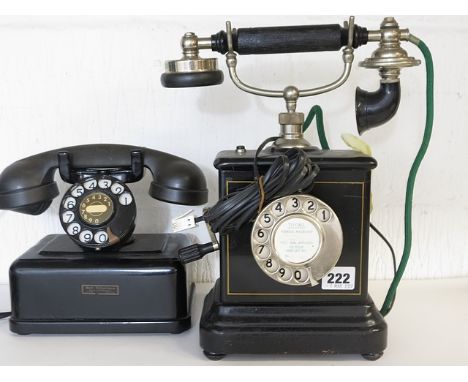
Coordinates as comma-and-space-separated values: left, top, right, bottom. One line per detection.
251, 194, 343, 286
59, 175, 136, 250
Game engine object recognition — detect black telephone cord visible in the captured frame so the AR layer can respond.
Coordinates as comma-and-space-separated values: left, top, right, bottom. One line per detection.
370, 222, 397, 311
370, 222, 397, 276
0, 311, 10, 319
202, 137, 320, 235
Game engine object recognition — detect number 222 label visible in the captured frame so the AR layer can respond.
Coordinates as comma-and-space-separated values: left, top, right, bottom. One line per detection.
321, 267, 355, 290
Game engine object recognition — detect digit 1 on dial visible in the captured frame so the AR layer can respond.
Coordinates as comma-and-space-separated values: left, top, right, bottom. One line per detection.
119, 192, 133, 206
318, 208, 331, 222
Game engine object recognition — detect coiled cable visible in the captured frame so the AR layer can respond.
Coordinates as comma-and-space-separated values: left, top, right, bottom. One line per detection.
201, 137, 320, 234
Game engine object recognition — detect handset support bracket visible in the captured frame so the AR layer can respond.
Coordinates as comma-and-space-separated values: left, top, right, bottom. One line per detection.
57, 150, 145, 184
224, 17, 356, 114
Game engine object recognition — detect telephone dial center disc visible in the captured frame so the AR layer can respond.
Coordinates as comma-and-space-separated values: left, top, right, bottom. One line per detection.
59, 175, 136, 250
251, 194, 343, 286
273, 216, 322, 264
79, 191, 114, 225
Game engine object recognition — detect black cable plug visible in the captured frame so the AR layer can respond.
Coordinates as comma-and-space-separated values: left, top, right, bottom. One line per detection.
178, 242, 217, 264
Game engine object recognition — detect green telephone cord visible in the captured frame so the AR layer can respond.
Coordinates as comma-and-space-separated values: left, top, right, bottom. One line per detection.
303, 37, 434, 317
304, 105, 330, 150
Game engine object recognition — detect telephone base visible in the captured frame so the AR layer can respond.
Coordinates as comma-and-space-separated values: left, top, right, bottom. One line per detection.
199, 280, 387, 358
9, 316, 192, 335
9, 234, 194, 335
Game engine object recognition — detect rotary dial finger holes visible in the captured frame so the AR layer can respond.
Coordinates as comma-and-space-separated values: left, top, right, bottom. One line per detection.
59, 175, 136, 250
251, 194, 343, 286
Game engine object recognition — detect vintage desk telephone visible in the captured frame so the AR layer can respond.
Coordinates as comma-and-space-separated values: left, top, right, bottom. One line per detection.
163, 16, 434, 360
0, 144, 208, 333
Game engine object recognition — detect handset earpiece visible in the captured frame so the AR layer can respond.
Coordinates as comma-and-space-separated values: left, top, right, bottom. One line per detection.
144, 149, 208, 205
161, 32, 224, 88
0, 152, 60, 215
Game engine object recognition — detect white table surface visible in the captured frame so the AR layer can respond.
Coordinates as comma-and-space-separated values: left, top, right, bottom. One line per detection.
1, 279, 467, 366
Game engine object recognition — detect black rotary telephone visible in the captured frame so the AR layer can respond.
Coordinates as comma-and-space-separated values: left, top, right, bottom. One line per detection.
0, 144, 208, 334
0, 144, 208, 249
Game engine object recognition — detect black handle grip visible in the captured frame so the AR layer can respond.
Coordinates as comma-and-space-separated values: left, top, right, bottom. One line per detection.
0, 144, 208, 215
211, 24, 368, 55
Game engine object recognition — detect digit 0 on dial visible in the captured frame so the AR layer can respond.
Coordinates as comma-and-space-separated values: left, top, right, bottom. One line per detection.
59, 175, 136, 250
251, 194, 343, 286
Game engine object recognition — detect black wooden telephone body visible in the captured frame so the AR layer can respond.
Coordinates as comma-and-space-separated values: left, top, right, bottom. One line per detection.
0, 144, 208, 334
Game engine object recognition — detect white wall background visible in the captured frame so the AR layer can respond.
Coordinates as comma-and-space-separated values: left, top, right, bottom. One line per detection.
0, 15, 466, 283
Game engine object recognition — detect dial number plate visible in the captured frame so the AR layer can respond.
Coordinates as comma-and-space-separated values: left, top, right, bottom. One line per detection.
80, 192, 114, 226
251, 194, 343, 287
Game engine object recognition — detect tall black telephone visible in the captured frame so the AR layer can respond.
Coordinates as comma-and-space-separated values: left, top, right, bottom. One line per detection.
163, 16, 434, 360
0, 144, 208, 334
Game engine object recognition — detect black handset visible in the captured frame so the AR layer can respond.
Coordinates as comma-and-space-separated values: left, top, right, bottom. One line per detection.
0, 144, 208, 249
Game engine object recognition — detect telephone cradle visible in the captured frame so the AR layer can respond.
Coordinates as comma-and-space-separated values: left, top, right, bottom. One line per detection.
198, 148, 387, 360
9, 234, 195, 334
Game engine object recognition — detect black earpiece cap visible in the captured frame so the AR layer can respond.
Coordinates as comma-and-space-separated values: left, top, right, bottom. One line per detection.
161, 70, 224, 88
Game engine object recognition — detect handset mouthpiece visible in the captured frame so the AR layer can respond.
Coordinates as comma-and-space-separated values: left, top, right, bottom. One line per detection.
355, 17, 420, 133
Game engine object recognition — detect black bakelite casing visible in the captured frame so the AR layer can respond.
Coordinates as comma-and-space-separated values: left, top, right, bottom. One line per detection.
9, 234, 194, 334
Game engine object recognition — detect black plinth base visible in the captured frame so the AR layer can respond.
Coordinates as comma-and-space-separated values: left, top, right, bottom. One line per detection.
200, 280, 387, 360
9, 316, 192, 335
9, 234, 193, 335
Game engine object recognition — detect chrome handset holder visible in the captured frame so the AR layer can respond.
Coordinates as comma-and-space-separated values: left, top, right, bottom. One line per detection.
223, 18, 357, 148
